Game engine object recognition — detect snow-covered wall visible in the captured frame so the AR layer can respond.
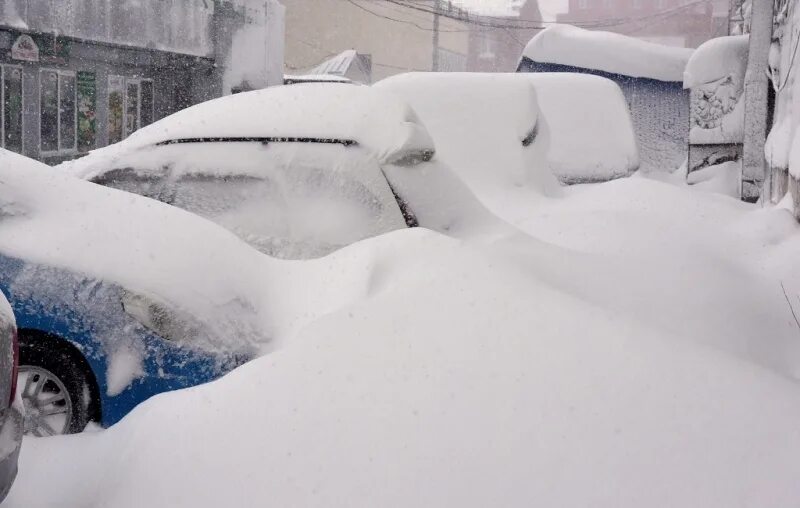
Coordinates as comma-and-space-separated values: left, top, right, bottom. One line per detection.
685, 35, 749, 145
0, 0, 214, 57
765, 1, 800, 209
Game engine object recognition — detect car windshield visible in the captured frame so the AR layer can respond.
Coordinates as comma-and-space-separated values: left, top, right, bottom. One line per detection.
98, 142, 409, 259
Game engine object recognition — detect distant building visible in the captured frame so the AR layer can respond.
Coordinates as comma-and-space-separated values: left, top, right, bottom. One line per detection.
282, 0, 470, 83
467, 0, 543, 72
0, 0, 285, 163
556, 0, 729, 48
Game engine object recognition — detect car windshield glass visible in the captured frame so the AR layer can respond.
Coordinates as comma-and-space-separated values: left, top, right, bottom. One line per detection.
100, 142, 408, 259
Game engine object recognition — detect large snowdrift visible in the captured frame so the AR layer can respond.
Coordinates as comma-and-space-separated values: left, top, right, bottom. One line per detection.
521, 24, 693, 82
8, 200, 800, 506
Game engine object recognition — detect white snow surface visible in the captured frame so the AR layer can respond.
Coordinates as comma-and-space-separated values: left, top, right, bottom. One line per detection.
9, 167, 800, 506
62, 84, 435, 180
683, 35, 750, 89
522, 24, 693, 82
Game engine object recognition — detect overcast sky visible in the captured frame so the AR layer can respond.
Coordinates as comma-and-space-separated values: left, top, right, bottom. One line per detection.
456, 0, 568, 19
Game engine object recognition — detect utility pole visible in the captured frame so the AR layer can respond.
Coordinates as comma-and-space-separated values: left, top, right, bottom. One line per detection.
741, 0, 774, 202
432, 0, 441, 71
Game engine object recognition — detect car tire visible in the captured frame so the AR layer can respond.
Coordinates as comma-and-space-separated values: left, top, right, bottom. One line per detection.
18, 332, 95, 435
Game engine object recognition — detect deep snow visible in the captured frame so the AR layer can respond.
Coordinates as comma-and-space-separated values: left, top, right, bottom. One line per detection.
7, 168, 800, 507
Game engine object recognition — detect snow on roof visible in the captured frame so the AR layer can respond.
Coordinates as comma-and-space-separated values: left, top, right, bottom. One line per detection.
305, 50, 372, 83
683, 35, 750, 89
64, 84, 435, 180
521, 24, 694, 82
307, 50, 359, 76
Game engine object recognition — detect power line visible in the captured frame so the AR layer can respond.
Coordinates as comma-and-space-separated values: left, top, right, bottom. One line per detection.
344, 0, 468, 32
383, 0, 714, 31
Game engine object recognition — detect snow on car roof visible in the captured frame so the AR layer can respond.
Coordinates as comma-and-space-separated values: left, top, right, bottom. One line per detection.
521, 24, 693, 82
683, 35, 749, 89
63, 84, 434, 179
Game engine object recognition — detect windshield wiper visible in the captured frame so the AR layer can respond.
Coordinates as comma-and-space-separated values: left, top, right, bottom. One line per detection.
155, 137, 358, 147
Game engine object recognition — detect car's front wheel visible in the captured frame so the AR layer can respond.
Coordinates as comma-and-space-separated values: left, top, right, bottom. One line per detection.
18, 333, 97, 435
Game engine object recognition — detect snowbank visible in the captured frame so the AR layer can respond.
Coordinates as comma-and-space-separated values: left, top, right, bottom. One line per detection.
62, 84, 435, 180
521, 73, 639, 183
9, 212, 800, 507
683, 35, 749, 89
521, 24, 693, 82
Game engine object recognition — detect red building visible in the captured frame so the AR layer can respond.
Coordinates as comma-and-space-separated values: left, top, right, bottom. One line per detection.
556, 0, 729, 48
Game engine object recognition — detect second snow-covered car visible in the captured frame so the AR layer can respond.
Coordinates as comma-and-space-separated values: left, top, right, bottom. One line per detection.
63, 84, 493, 259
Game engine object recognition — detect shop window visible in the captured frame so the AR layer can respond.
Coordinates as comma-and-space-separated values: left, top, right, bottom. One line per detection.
1, 65, 24, 154
40, 69, 77, 154
109, 76, 154, 144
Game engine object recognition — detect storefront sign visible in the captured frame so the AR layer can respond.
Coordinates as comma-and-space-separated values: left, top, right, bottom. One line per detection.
10, 34, 38, 62
77, 71, 97, 152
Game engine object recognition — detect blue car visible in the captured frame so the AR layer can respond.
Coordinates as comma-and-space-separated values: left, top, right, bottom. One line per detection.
1, 256, 245, 435
0, 148, 269, 435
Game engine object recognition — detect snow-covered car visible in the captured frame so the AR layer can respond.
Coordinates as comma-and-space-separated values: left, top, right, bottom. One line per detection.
63, 84, 493, 259
0, 290, 21, 502
374, 72, 561, 218
0, 148, 282, 434
375, 72, 638, 192
518, 72, 639, 184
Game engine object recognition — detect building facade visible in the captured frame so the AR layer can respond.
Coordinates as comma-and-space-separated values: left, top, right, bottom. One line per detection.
282, 0, 469, 83
556, 0, 729, 48
0, 0, 284, 163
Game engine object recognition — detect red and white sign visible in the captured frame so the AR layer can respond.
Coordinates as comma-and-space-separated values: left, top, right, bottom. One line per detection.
11, 34, 39, 62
